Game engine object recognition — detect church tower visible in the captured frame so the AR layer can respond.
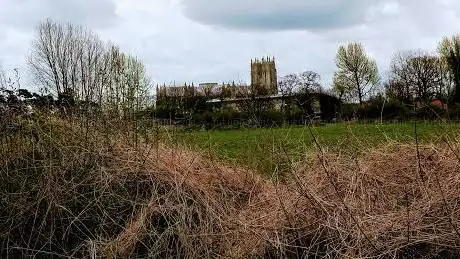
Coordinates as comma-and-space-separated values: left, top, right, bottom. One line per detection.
251, 57, 278, 96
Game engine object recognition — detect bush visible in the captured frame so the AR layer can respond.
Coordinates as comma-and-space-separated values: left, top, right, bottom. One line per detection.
154, 104, 177, 119
381, 102, 411, 120
446, 103, 460, 120
414, 104, 446, 120
0, 115, 263, 257
283, 106, 304, 121
340, 101, 413, 121
257, 110, 284, 125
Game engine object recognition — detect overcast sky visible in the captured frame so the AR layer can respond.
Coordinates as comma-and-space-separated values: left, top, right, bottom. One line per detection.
1, 0, 460, 90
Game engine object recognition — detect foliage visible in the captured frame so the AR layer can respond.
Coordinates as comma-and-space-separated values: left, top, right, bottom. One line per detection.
333, 42, 379, 103
438, 34, 460, 103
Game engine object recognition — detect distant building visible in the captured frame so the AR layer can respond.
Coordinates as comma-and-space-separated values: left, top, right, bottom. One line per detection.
157, 83, 197, 98
251, 57, 278, 96
154, 57, 341, 121
198, 83, 218, 89
198, 83, 219, 97
157, 57, 279, 101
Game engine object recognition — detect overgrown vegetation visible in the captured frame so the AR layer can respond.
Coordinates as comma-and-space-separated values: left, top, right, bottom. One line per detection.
3, 109, 460, 258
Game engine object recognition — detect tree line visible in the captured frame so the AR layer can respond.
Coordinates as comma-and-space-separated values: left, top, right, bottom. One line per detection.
154, 35, 460, 125
279, 36, 460, 106
3, 18, 460, 123
334, 37, 460, 106
1, 19, 152, 119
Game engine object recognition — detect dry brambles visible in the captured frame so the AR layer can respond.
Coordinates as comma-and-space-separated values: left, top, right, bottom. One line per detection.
1, 116, 460, 258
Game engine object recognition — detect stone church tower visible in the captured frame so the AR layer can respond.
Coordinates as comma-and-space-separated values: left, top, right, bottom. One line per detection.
251, 57, 277, 96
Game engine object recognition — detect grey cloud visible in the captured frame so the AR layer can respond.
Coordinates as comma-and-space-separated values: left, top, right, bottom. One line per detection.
0, 0, 118, 29
1, 0, 460, 90
182, 0, 382, 30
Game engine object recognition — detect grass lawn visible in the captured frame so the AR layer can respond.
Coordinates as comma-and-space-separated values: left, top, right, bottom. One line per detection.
165, 122, 460, 177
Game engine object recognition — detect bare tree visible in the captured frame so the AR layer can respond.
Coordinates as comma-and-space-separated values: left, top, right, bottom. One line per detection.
278, 71, 322, 116
389, 51, 442, 103
298, 71, 321, 93
29, 19, 151, 117
29, 19, 83, 96
278, 71, 320, 96
385, 79, 411, 103
0, 65, 7, 90
278, 74, 299, 97
333, 42, 379, 104
0, 66, 21, 92
29, 19, 110, 103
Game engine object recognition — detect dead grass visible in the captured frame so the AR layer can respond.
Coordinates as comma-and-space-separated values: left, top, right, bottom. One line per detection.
2, 113, 460, 258
291, 142, 460, 257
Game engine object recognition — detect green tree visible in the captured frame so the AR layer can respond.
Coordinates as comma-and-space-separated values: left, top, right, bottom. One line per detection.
333, 42, 379, 104
104, 46, 151, 118
438, 34, 460, 103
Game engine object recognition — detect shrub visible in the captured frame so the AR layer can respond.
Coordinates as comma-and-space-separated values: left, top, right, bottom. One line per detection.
340, 101, 412, 121
447, 104, 460, 120
414, 104, 446, 120
154, 104, 177, 119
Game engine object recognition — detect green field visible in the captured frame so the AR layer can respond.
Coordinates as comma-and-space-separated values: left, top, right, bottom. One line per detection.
166, 122, 460, 177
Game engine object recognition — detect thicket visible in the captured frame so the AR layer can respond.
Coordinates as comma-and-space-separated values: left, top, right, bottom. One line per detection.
3, 107, 460, 257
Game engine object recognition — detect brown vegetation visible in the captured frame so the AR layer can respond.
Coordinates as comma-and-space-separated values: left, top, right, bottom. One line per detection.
2, 113, 460, 258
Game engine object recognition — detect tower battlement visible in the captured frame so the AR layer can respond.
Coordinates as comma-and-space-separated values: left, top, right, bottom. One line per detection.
251, 56, 277, 96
